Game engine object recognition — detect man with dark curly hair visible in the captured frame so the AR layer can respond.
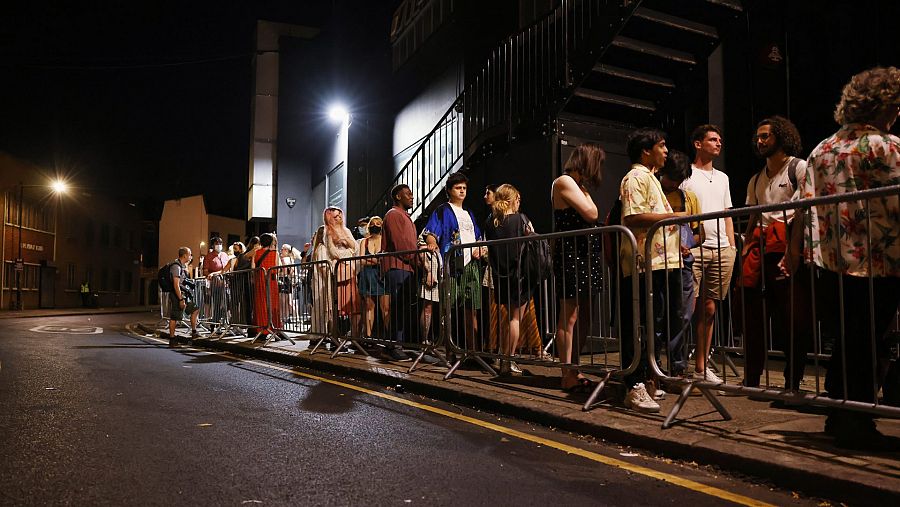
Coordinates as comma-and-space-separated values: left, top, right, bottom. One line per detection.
784, 66, 900, 449
740, 115, 813, 391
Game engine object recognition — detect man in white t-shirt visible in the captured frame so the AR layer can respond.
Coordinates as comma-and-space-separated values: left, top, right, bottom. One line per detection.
681, 124, 735, 384
741, 115, 813, 390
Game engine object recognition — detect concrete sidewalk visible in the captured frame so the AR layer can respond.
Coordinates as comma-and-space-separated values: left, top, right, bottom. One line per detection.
137, 324, 899, 503
0, 306, 156, 319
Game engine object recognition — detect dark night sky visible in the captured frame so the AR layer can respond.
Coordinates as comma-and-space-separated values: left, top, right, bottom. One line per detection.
0, 2, 351, 219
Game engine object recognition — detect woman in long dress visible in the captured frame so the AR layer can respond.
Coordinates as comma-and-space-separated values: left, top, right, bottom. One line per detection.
322, 207, 361, 337
252, 233, 282, 335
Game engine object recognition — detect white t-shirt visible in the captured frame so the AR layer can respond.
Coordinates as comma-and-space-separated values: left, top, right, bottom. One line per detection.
682, 165, 733, 248
450, 203, 477, 265
746, 156, 807, 227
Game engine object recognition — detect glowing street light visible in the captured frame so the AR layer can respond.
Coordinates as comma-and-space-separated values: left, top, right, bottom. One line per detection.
327, 104, 350, 124
14, 178, 70, 310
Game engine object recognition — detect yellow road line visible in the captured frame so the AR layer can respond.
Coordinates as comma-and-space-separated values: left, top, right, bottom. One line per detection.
132, 327, 773, 507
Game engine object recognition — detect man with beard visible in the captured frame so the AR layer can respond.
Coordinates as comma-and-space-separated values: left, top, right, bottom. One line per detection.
740, 116, 813, 391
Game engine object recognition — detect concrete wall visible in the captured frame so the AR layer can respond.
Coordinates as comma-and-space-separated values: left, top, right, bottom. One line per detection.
207, 214, 246, 246
158, 195, 208, 274
391, 64, 462, 172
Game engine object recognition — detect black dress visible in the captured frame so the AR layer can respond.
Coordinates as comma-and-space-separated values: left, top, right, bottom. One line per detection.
553, 207, 601, 298
484, 213, 533, 307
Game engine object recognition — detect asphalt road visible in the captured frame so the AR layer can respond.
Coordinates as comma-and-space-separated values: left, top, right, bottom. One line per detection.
0, 313, 819, 506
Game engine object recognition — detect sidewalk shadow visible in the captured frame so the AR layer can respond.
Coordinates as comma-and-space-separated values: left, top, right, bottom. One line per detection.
762, 429, 900, 456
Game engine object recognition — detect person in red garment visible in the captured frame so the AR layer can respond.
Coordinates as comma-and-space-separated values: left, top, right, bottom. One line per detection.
253, 233, 282, 336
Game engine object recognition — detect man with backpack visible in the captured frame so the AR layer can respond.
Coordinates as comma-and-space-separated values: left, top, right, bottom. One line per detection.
161, 247, 200, 347
740, 115, 812, 390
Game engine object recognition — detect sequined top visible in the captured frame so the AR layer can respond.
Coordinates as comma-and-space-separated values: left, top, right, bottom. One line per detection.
553, 207, 601, 298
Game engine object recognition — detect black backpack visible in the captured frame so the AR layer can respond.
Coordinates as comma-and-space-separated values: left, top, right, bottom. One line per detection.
157, 262, 176, 292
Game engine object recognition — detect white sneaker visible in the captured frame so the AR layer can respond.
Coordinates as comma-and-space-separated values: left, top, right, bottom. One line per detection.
692, 368, 724, 385
624, 383, 661, 413
509, 361, 523, 374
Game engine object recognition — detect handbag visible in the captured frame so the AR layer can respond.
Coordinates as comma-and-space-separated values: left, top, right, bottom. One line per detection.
519, 214, 552, 284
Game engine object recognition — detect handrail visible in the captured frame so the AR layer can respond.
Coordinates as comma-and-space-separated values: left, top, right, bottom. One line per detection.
368, 0, 637, 221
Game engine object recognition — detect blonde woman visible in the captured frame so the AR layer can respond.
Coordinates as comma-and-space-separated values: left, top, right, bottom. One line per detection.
322, 207, 361, 336
483, 184, 534, 375
358, 216, 390, 337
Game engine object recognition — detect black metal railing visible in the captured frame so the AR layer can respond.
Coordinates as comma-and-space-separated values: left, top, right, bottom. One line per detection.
368, 0, 636, 220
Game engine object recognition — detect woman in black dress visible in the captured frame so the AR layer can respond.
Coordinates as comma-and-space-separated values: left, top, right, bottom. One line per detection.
551, 143, 604, 392
484, 184, 533, 375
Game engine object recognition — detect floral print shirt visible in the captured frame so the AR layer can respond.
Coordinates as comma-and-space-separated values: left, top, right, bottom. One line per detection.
619, 164, 682, 277
800, 124, 900, 277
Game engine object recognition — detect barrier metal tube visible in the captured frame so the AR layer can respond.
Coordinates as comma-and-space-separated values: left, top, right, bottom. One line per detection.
441, 225, 641, 412
643, 184, 900, 428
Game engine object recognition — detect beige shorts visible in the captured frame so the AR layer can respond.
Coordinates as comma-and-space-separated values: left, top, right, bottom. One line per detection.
691, 245, 736, 300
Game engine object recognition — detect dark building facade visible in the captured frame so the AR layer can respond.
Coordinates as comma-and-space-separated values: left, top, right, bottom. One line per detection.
272, 0, 900, 239
1, 153, 143, 310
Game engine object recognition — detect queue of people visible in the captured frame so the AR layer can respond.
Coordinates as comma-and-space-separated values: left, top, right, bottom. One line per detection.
164, 66, 898, 447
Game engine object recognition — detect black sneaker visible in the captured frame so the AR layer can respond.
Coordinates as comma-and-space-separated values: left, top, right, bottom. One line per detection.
168, 335, 178, 348
386, 347, 411, 361
191, 329, 201, 339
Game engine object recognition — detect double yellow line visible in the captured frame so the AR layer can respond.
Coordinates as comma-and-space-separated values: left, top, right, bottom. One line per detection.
131, 326, 773, 507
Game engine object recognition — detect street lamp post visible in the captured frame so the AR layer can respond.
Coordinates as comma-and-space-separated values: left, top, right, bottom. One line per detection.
12, 179, 68, 311
15, 181, 23, 310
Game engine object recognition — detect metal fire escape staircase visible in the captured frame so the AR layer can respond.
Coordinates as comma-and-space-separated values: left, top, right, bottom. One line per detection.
367, 0, 743, 222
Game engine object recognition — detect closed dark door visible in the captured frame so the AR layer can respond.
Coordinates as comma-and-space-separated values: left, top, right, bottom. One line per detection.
39, 266, 56, 309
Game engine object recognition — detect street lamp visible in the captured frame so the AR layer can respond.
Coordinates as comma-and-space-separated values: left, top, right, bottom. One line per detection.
14, 179, 68, 310
327, 103, 350, 124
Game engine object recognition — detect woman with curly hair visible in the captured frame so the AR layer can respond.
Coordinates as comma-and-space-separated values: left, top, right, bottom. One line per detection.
783, 66, 900, 449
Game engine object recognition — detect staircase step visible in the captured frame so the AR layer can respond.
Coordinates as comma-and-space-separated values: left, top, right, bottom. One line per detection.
593, 64, 675, 89
633, 7, 718, 39
573, 89, 656, 112
610, 36, 697, 66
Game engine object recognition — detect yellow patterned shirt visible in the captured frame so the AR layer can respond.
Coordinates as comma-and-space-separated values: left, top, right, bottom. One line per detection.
619, 164, 682, 277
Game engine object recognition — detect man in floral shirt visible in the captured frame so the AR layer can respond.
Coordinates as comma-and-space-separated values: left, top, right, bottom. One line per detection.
788, 66, 900, 449
618, 128, 684, 413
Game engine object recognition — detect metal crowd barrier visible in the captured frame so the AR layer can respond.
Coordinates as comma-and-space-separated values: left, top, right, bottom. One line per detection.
443, 225, 641, 411
331, 248, 451, 372
209, 269, 257, 338
267, 261, 332, 350
644, 184, 900, 428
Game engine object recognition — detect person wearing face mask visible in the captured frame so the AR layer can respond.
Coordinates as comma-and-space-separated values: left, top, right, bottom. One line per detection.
202, 236, 231, 328
204, 237, 230, 278
354, 216, 371, 241
358, 216, 389, 338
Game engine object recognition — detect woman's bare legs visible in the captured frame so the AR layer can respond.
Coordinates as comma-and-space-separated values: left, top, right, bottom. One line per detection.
557, 297, 589, 388
365, 296, 376, 336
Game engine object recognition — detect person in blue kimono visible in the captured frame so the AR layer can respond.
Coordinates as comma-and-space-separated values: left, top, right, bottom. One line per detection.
423, 172, 484, 356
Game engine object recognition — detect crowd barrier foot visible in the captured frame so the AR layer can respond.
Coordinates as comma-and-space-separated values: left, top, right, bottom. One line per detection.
309, 336, 337, 356
408, 343, 449, 374
582, 371, 614, 412
661, 382, 733, 429
330, 337, 369, 358
443, 352, 497, 380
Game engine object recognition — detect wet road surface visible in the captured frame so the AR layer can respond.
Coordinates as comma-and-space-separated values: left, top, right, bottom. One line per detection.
0, 314, 820, 506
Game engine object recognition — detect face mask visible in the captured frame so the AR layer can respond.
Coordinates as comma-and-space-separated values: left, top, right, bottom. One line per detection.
214, 245, 223, 253
369, 227, 381, 234
358, 226, 367, 236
